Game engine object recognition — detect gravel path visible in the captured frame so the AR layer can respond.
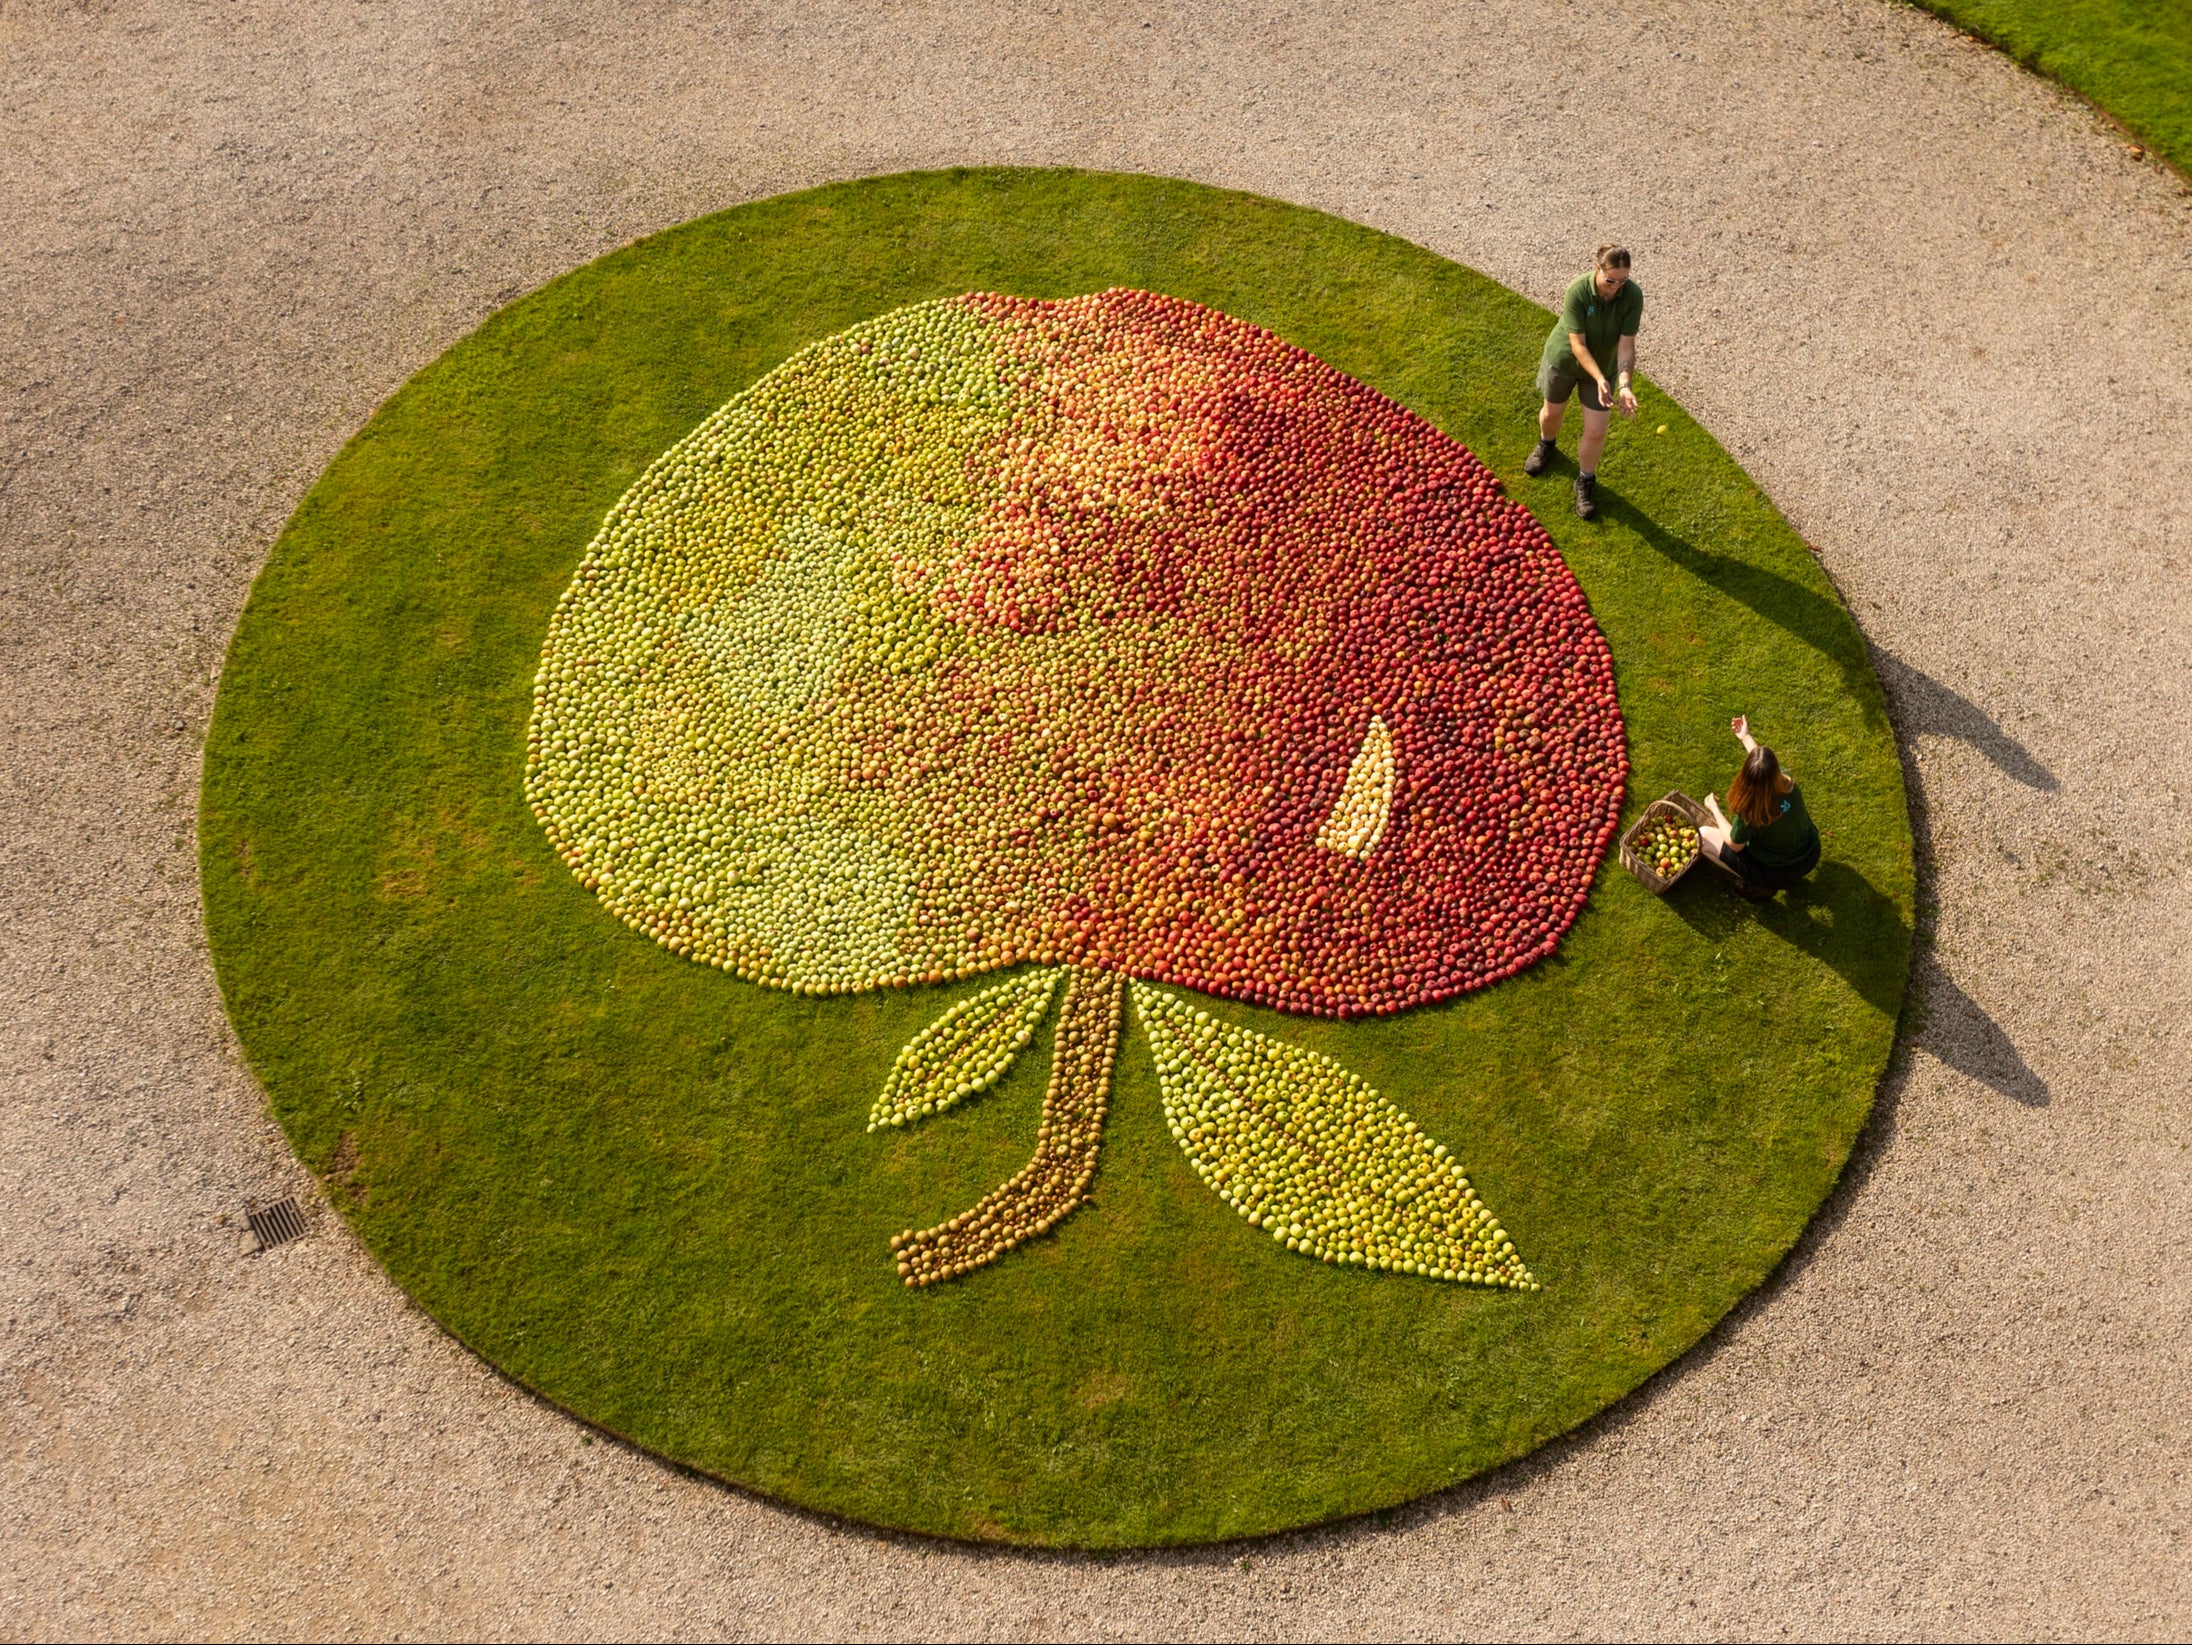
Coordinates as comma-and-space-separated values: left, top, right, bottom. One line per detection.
4, 1, 2187, 1636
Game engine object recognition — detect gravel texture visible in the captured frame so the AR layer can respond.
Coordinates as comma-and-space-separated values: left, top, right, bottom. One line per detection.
2, 1, 2187, 1637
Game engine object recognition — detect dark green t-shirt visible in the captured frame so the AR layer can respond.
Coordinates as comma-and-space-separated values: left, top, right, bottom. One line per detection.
1540, 271, 1643, 382
1731, 781, 1819, 869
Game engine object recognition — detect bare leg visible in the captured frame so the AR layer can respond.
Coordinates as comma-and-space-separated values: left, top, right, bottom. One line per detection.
891, 966, 1123, 1286
1537, 398, 1567, 442
1697, 823, 1760, 891
1577, 404, 1612, 473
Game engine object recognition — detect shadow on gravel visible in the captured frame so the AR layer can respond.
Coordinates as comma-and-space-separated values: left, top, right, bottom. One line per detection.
1871, 649, 2058, 792
1600, 488, 2058, 791
1600, 486, 2052, 1097
1904, 949, 2050, 1106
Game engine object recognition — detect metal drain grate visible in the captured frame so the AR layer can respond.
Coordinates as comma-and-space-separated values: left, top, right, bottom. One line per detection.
247, 1197, 309, 1251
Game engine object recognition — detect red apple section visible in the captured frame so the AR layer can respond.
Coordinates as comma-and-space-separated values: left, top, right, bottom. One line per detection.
877, 290, 1627, 1018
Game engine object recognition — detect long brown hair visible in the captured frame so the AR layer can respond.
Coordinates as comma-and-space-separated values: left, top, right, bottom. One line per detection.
1595, 243, 1632, 271
1728, 746, 1788, 828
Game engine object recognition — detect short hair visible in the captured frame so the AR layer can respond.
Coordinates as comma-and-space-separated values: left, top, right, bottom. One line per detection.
1595, 244, 1633, 271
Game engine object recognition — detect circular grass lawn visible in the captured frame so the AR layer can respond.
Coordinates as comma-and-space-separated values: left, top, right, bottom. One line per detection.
200, 168, 1912, 1547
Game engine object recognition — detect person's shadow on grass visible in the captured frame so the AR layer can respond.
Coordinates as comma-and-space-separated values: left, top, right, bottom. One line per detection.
1595, 490, 2057, 793
1594, 489, 1879, 705
1594, 485, 2050, 1103
1663, 861, 2047, 1105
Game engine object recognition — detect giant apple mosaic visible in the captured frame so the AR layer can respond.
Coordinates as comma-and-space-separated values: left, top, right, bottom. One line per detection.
526, 289, 1626, 1288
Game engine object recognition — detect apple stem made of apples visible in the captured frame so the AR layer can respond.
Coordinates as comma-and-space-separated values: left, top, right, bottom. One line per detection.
890, 965, 1123, 1286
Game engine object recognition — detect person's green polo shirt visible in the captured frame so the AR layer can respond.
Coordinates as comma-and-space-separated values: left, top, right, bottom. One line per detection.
1541, 271, 1643, 383
1730, 782, 1819, 870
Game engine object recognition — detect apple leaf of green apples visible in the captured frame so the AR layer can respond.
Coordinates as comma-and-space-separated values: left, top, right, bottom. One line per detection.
869, 967, 1061, 1131
1131, 983, 1530, 1285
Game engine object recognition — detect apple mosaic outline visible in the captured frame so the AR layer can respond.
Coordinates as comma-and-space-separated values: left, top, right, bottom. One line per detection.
525, 289, 1627, 1290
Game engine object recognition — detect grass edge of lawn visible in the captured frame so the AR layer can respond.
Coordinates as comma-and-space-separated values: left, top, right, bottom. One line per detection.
200, 165, 1914, 1547
1904, 0, 2192, 179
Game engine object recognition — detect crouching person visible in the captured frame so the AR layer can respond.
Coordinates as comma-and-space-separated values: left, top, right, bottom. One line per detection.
1701, 715, 1820, 901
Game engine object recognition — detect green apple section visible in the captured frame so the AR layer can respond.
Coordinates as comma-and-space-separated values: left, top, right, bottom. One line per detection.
201, 169, 1911, 1547
526, 299, 1010, 991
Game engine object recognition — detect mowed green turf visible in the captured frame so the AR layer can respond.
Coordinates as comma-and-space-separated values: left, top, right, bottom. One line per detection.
1913, 0, 2192, 174
200, 168, 1912, 1546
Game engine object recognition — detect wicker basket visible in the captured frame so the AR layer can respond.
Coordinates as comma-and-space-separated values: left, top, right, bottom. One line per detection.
1619, 791, 1713, 894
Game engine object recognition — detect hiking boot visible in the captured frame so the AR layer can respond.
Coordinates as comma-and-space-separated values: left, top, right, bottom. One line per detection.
1574, 471, 1600, 520
1523, 437, 1557, 477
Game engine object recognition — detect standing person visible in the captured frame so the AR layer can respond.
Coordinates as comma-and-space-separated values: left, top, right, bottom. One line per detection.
1699, 715, 1821, 901
1524, 245, 1641, 520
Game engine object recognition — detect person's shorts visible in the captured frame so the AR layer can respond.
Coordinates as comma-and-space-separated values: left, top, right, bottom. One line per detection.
1726, 835, 1822, 896
1537, 358, 1610, 412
